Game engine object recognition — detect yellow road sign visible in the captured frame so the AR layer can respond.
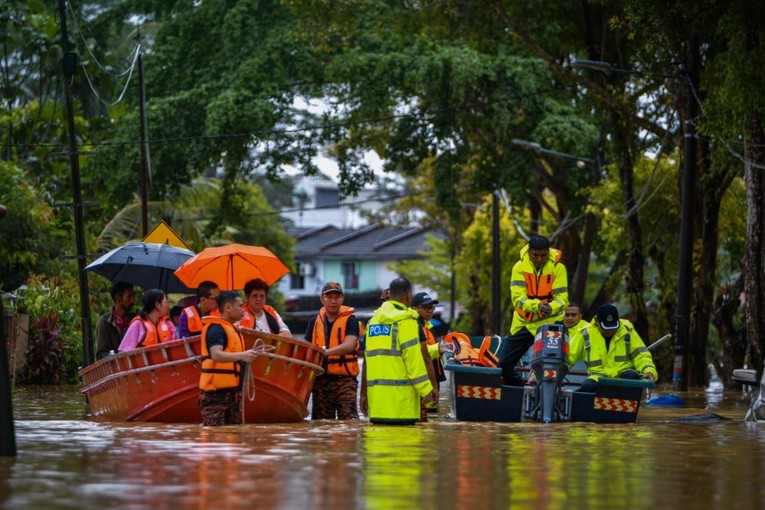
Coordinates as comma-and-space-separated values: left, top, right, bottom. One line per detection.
142, 221, 191, 250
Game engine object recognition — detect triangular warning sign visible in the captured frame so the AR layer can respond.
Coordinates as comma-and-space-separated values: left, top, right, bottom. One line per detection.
142, 221, 191, 250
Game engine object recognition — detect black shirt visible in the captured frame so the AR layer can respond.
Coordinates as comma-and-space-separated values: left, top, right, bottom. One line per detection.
304, 314, 360, 347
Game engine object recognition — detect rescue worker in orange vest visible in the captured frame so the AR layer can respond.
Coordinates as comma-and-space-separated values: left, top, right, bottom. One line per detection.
178, 280, 220, 338
411, 291, 450, 419
118, 289, 176, 351
304, 281, 360, 420
239, 278, 291, 337
568, 304, 657, 392
498, 235, 569, 386
199, 291, 259, 426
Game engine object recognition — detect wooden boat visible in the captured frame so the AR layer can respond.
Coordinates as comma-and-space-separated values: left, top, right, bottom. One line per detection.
79, 329, 324, 423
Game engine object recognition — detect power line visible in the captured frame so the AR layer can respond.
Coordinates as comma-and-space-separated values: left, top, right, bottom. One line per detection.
66, 0, 138, 78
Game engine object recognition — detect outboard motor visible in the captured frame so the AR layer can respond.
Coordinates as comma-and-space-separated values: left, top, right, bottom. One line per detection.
524, 324, 569, 423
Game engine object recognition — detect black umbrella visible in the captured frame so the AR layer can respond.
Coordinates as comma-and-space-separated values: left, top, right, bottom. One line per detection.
85, 242, 196, 294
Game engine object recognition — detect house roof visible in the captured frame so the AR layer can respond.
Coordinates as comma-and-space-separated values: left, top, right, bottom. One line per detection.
289, 224, 445, 260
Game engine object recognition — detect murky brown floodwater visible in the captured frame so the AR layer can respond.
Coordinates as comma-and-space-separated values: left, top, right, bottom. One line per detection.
1, 383, 764, 510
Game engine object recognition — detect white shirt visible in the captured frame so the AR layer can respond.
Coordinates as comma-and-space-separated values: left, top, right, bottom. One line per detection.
253, 309, 291, 336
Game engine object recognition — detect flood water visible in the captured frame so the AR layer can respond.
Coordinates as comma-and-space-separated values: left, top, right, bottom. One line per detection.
1, 384, 764, 510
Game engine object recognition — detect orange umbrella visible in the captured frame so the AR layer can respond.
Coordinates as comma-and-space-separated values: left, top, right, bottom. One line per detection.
173, 243, 290, 290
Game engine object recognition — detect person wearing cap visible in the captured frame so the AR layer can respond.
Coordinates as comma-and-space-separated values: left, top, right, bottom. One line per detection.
411, 292, 450, 418
304, 281, 361, 420
568, 303, 658, 392
363, 277, 436, 425
498, 235, 569, 386
239, 278, 291, 337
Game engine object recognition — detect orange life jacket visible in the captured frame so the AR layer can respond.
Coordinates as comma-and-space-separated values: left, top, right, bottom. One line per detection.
130, 315, 175, 347
240, 304, 280, 333
478, 335, 501, 367
183, 306, 221, 334
423, 324, 445, 381
199, 317, 246, 391
445, 332, 484, 366
514, 250, 562, 321
444, 332, 501, 368
311, 306, 359, 377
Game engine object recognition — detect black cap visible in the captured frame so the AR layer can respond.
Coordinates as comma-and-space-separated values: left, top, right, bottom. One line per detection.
596, 304, 620, 331
411, 292, 439, 307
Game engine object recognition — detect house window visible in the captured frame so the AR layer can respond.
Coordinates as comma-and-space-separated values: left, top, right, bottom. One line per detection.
315, 188, 340, 208
291, 262, 305, 290
341, 261, 359, 290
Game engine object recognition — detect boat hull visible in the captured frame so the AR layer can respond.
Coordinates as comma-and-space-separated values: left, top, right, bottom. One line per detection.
445, 362, 652, 423
79, 331, 324, 423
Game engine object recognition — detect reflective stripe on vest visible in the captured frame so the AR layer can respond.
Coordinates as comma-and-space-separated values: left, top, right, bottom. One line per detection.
240, 304, 280, 333
367, 374, 431, 387
130, 315, 174, 347
514, 271, 556, 321
366, 323, 430, 388
183, 306, 220, 334
583, 328, 604, 368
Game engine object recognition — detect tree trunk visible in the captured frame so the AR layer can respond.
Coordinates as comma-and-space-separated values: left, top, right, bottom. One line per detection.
613, 122, 649, 340
711, 277, 745, 388
743, 121, 765, 375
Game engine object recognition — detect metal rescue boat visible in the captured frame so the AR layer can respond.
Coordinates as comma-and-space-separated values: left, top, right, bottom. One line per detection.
79, 330, 324, 423
444, 324, 655, 423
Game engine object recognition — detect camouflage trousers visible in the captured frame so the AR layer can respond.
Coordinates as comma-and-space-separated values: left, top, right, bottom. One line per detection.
311, 375, 358, 420
199, 389, 241, 426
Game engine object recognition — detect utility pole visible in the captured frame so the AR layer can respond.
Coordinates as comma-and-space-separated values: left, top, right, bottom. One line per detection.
137, 32, 151, 237
492, 190, 502, 333
0, 204, 17, 456
673, 31, 701, 391
56, 0, 94, 367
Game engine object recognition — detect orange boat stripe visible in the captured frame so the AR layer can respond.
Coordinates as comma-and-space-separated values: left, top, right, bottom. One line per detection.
457, 385, 501, 400
593, 397, 638, 412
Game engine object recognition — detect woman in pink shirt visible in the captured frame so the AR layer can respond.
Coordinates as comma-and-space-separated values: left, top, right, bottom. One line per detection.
118, 289, 177, 351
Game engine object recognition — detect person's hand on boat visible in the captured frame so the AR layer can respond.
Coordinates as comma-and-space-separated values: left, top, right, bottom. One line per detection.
642, 372, 655, 382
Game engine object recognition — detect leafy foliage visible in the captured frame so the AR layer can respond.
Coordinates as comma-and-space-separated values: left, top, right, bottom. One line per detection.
17, 276, 82, 383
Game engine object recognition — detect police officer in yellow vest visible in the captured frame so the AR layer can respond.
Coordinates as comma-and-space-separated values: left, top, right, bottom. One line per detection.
498, 235, 569, 386
568, 304, 658, 392
198, 291, 258, 426
365, 277, 436, 425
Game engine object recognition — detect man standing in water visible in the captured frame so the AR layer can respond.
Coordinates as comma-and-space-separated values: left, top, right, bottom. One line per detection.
305, 282, 361, 420
498, 235, 569, 386
365, 277, 436, 425
199, 291, 258, 426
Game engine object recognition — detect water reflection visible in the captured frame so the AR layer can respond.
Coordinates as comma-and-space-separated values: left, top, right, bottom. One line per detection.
1, 386, 764, 509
